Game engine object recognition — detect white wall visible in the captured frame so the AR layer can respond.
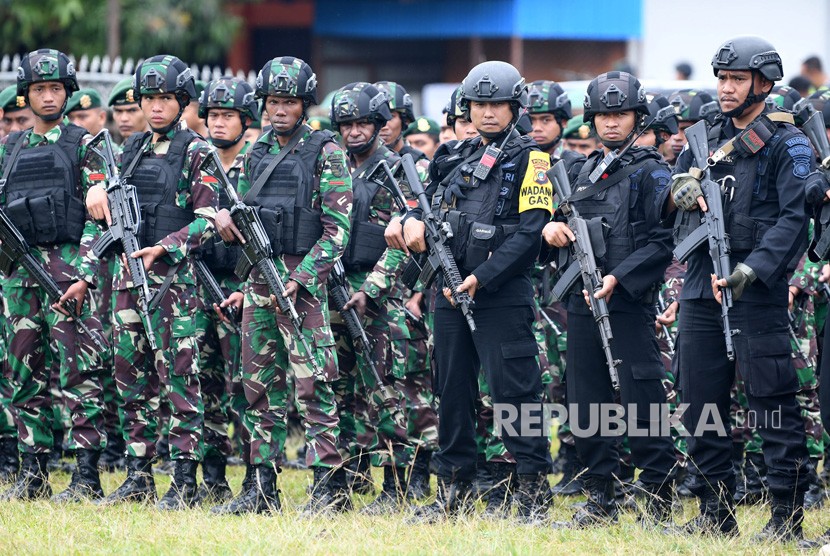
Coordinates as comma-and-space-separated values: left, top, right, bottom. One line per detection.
639, 0, 830, 85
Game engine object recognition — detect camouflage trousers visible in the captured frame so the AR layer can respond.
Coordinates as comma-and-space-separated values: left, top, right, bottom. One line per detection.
113, 283, 204, 461
94, 257, 124, 450
539, 303, 572, 448
332, 297, 413, 467
476, 369, 515, 464
3, 283, 106, 453
397, 326, 439, 453
242, 281, 342, 468
658, 327, 688, 463
0, 293, 17, 440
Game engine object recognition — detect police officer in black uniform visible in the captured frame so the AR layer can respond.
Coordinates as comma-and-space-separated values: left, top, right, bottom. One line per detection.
543, 71, 677, 529
664, 36, 812, 541
401, 60, 553, 523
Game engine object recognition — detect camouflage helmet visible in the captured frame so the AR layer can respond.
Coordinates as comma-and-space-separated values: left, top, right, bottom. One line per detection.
460, 61, 527, 110
644, 94, 679, 135
374, 81, 415, 125
443, 85, 466, 127
583, 71, 648, 122
329, 82, 392, 126
668, 89, 718, 123
527, 80, 572, 121
766, 85, 801, 112
199, 76, 259, 121
17, 49, 78, 96
711, 36, 783, 81
255, 56, 317, 104
133, 55, 197, 103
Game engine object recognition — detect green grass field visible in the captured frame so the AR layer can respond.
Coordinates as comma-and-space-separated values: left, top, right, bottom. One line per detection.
0, 463, 827, 555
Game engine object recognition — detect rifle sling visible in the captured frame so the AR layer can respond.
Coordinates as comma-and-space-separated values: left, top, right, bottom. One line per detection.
709, 112, 794, 164
566, 162, 644, 203
242, 126, 307, 204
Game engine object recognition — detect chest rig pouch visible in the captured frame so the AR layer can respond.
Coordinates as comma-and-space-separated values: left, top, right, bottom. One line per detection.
343, 147, 400, 271
200, 163, 243, 273
3, 125, 86, 246
121, 130, 197, 247
437, 134, 532, 272
247, 130, 333, 256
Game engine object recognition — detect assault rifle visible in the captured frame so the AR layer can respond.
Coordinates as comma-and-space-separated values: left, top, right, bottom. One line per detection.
0, 174, 107, 352
548, 159, 620, 390
794, 98, 830, 260
193, 256, 240, 333
672, 120, 739, 360
88, 129, 157, 349
395, 153, 476, 333
200, 149, 323, 377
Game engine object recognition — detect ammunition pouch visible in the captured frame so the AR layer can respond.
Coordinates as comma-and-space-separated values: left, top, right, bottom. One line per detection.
6, 190, 85, 246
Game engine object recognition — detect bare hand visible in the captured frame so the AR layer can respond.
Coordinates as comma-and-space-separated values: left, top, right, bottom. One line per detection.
86, 184, 111, 225
53, 280, 89, 318
583, 274, 618, 306
542, 221, 575, 248
820, 264, 830, 284
215, 208, 245, 244
271, 280, 299, 315
385, 215, 408, 253
344, 290, 369, 319
403, 218, 427, 253
131, 245, 167, 272
656, 300, 678, 326
405, 292, 424, 319
215, 290, 243, 323
788, 286, 800, 312
711, 273, 727, 305
444, 274, 479, 306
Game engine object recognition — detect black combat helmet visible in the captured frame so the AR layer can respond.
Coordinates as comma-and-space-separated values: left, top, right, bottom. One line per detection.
330, 82, 392, 154
711, 36, 782, 117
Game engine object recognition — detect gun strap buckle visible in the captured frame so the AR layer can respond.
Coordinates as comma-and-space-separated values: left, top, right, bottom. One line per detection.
688, 167, 704, 180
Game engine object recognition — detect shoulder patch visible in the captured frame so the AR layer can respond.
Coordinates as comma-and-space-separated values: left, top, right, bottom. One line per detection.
785, 136, 809, 148
519, 150, 553, 215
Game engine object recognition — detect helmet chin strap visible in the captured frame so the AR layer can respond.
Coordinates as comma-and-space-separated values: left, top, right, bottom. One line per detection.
149, 100, 187, 135
536, 135, 561, 153
27, 86, 70, 122
273, 105, 308, 137
383, 132, 403, 150
210, 115, 248, 149
722, 74, 770, 119
347, 124, 381, 155
600, 127, 636, 150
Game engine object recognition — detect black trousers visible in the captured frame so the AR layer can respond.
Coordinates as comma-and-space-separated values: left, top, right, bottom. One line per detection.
678, 298, 809, 497
432, 303, 551, 481
566, 305, 676, 486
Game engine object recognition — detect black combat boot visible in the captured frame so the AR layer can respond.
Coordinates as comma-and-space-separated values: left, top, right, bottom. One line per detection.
99, 456, 156, 505
194, 453, 233, 506
47, 429, 64, 472
637, 481, 674, 530
0, 453, 51, 501
210, 463, 280, 515
157, 459, 199, 510
552, 477, 617, 529
472, 455, 494, 499
678, 484, 738, 536
361, 466, 408, 515
514, 473, 552, 525
407, 450, 432, 501
481, 463, 516, 519
804, 458, 825, 510
407, 476, 474, 524
98, 433, 126, 472
754, 491, 804, 542
347, 452, 375, 495
675, 465, 695, 498
551, 444, 584, 496
616, 463, 637, 512
737, 451, 768, 505
301, 466, 353, 515
52, 449, 104, 502
0, 438, 19, 483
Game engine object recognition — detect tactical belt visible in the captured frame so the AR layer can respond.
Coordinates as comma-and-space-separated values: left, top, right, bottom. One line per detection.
708, 111, 794, 165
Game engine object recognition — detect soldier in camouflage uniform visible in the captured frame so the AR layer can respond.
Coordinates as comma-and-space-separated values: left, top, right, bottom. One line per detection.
0, 291, 15, 483
328, 82, 416, 513
108, 77, 148, 145
87, 55, 219, 510
189, 76, 258, 505
65, 89, 107, 137
210, 57, 352, 515
0, 85, 37, 135
0, 49, 109, 502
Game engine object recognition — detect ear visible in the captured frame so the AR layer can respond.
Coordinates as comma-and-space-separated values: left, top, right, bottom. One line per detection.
758, 75, 774, 95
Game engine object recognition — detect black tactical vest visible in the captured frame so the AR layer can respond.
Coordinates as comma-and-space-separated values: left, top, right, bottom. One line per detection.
2, 124, 86, 246
200, 156, 243, 273
572, 148, 662, 273
438, 132, 535, 271
246, 130, 334, 256
342, 145, 400, 270
121, 129, 197, 246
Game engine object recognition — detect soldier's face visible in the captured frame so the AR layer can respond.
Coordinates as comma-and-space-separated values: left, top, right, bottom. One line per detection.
406, 133, 439, 159
565, 137, 600, 157
669, 121, 693, 157
340, 119, 377, 151
594, 111, 636, 143
264, 96, 304, 133
453, 118, 479, 140
27, 82, 66, 121
379, 112, 403, 146
207, 108, 245, 142
183, 101, 204, 131
113, 103, 147, 138
4, 108, 36, 132
469, 101, 513, 135
439, 113, 456, 144
717, 70, 772, 112
141, 93, 180, 131
68, 108, 106, 136
529, 113, 563, 148
634, 129, 657, 147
